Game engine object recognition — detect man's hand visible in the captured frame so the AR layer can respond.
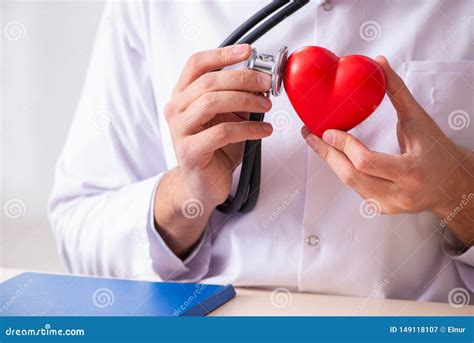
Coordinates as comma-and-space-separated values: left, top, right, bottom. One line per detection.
302, 56, 474, 247
155, 44, 273, 258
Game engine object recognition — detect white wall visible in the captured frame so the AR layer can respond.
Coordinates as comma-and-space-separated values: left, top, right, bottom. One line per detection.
2, 0, 105, 272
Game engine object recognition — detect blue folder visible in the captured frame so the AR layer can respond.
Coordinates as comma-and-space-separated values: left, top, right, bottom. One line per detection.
0, 272, 235, 316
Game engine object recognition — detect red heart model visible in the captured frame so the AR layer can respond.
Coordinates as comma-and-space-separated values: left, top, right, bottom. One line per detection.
283, 46, 386, 137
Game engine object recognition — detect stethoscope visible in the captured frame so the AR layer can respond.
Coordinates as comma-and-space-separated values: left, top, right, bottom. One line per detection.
216, 0, 309, 214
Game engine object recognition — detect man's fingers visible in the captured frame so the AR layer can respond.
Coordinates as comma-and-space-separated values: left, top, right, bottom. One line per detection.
174, 44, 252, 94
179, 91, 271, 134
374, 57, 441, 152
375, 56, 422, 116
322, 129, 407, 181
302, 129, 392, 196
187, 121, 273, 157
176, 70, 272, 110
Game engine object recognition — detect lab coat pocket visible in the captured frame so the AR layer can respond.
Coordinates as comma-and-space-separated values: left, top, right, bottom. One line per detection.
403, 60, 473, 149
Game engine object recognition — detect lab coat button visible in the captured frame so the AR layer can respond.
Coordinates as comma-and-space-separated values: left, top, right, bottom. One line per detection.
306, 235, 320, 246
323, 1, 333, 11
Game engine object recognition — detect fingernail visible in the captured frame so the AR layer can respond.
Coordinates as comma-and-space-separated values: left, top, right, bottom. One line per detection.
262, 122, 273, 134
258, 73, 272, 89
232, 44, 248, 56
306, 135, 321, 153
257, 95, 269, 107
322, 131, 334, 145
301, 126, 311, 138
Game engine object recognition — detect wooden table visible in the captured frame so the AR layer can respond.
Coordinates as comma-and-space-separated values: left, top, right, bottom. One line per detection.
1, 268, 472, 316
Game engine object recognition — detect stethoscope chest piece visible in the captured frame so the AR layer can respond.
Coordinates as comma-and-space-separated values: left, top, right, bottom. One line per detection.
245, 46, 288, 97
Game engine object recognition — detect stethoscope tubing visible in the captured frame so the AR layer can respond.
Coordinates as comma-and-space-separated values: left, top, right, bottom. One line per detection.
217, 0, 310, 214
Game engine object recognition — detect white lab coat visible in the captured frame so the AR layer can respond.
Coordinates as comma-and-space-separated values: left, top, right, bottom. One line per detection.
49, 0, 474, 303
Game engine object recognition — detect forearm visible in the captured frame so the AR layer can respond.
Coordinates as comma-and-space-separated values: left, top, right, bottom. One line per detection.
433, 149, 474, 248
434, 198, 474, 248
49, 175, 161, 276
153, 167, 216, 258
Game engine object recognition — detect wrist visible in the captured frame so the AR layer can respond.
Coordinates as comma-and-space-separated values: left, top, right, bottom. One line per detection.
173, 167, 222, 212
432, 195, 474, 248
155, 167, 217, 222
153, 168, 216, 258
433, 146, 473, 213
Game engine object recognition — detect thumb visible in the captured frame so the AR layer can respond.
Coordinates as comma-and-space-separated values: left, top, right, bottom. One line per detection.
376, 56, 445, 150
375, 56, 426, 122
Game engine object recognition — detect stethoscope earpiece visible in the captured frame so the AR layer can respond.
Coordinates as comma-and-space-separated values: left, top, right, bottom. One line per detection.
245, 46, 288, 97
